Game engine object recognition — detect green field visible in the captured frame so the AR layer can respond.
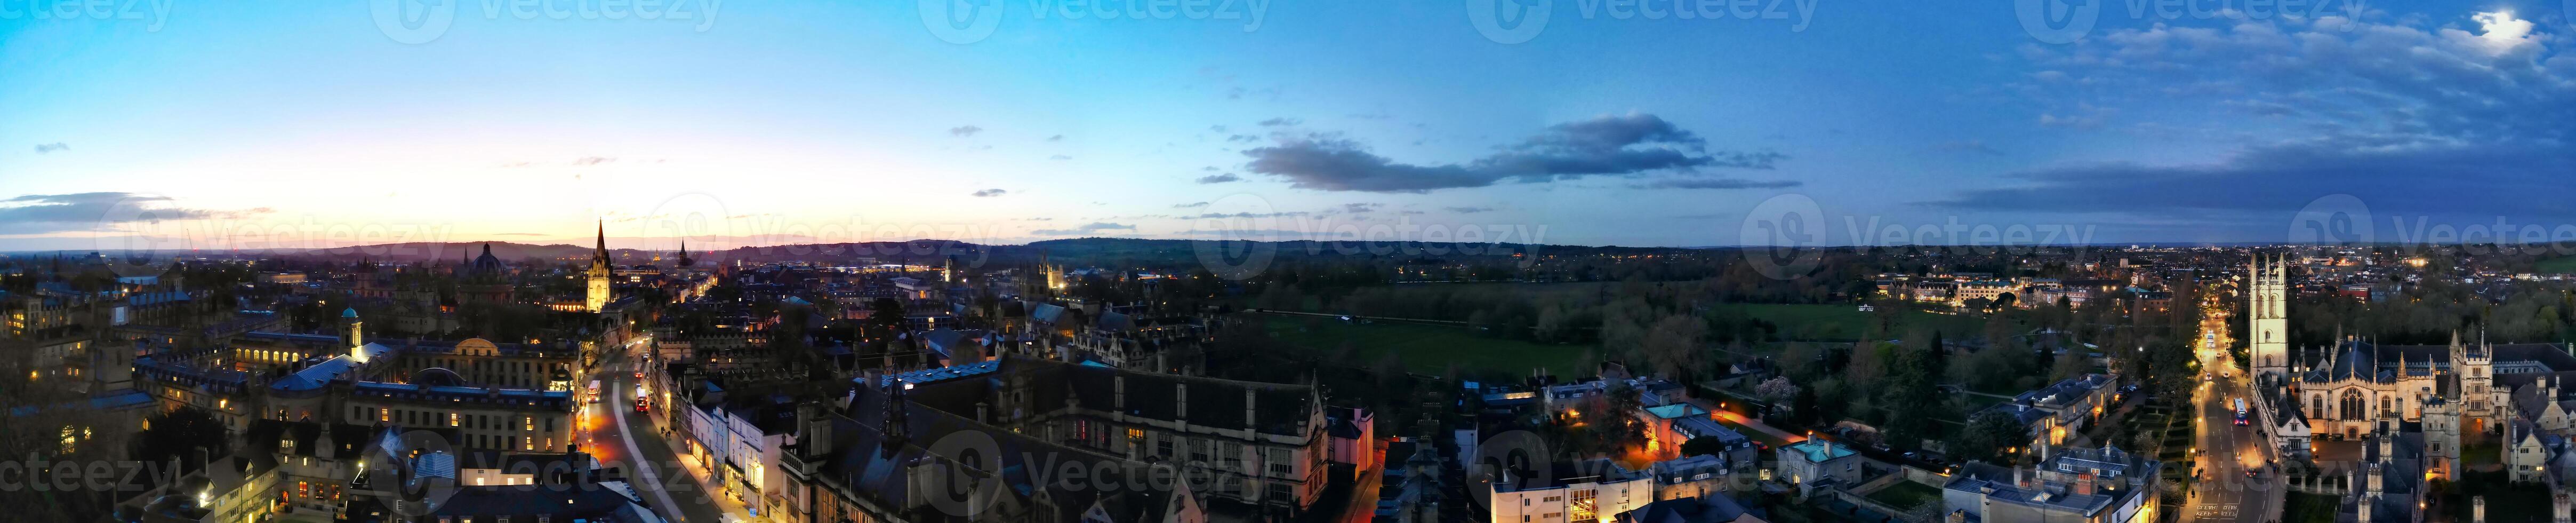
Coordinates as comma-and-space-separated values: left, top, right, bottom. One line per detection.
1714, 303, 1994, 342
1260, 315, 1590, 377
2540, 256, 2576, 274
1864, 481, 1944, 510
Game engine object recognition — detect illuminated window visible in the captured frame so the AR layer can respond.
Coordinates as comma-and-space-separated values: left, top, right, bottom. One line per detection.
380, 408, 390, 422
449, 413, 459, 427
524, 417, 534, 431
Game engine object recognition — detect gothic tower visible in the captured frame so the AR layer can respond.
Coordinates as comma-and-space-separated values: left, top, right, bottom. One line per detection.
586, 221, 612, 313
2251, 253, 2291, 378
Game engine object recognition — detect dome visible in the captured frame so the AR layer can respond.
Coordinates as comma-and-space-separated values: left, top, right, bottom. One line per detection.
341, 307, 359, 319
411, 368, 468, 387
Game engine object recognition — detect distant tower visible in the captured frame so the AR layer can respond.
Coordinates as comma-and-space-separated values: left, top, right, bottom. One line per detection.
586, 221, 612, 313
343, 307, 366, 359
675, 239, 694, 268
943, 255, 957, 283
2251, 253, 2291, 378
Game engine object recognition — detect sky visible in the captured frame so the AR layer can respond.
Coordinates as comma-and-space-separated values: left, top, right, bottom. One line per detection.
2, 0, 2572, 253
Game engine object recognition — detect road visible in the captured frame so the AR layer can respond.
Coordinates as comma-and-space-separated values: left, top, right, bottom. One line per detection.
579, 336, 739, 523
2185, 305, 2280, 523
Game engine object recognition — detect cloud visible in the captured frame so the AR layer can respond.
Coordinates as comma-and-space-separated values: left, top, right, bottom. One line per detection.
33, 142, 67, 154
1938, 140, 2005, 156
1227, 134, 1261, 142
572, 156, 616, 165
1049, 155, 1073, 161
972, 189, 1008, 197
1637, 178, 1803, 189
1186, 211, 1309, 219
949, 125, 984, 137
1047, 134, 1065, 141
1931, 11, 2576, 230
1242, 113, 1781, 193
1258, 117, 1303, 127
1341, 203, 1381, 213
1209, 125, 1229, 133
0, 192, 271, 233
1195, 173, 1243, 184
1174, 202, 1211, 208
1030, 221, 1137, 236
1445, 206, 1498, 213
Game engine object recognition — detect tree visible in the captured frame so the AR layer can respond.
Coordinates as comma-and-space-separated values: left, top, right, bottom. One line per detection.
1680, 436, 1732, 458
1953, 410, 2028, 465
134, 407, 229, 476
1755, 376, 1800, 403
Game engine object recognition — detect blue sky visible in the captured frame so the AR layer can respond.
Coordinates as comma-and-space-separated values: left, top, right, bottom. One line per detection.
2, 0, 2571, 252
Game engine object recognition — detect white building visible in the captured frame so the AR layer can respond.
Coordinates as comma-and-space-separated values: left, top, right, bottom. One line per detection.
1488, 458, 1656, 523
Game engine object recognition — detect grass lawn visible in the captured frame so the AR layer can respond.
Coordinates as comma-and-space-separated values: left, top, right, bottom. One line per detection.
1713, 416, 1796, 447
1261, 316, 1590, 377
1711, 303, 1995, 342
2283, 492, 2341, 523
2463, 441, 2502, 466
2538, 256, 2576, 274
1864, 481, 1943, 510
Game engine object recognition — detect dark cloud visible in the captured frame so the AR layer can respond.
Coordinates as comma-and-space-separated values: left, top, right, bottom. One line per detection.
1195, 173, 1243, 184
1927, 11, 2576, 234
1227, 134, 1260, 142
1638, 178, 1803, 190
1186, 211, 1309, 219
1938, 140, 2005, 156
1258, 117, 1302, 127
949, 125, 984, 137
1445, 206, 1498, 213
1047, 134, 1065, 141
1030, 221, 1136, 235
971, 189, 1008, 197
1341, 203, 1381, 213
0, 192, 271, 233
1173, 202, 1210, 208
33, 142, 67, 154
1241, 113, 1782, 193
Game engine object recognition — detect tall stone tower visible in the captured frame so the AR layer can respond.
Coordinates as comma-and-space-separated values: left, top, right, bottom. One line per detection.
2251, 253, 2291, 378
586, 221, 612, 313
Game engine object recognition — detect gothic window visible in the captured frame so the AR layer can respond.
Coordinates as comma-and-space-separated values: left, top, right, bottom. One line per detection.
2314, 395, 2325, 416
2341, 390, 2366, 419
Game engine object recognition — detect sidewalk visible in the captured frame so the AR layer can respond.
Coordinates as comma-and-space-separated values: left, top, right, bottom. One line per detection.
645, 405, 761, 522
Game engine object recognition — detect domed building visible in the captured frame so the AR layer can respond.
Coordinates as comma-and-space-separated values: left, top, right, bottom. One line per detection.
455, 243, 513, 305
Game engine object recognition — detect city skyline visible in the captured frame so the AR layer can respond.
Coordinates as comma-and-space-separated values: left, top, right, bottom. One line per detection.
4, 2, 2571, 250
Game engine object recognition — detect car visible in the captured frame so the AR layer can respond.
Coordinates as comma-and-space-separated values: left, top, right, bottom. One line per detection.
634, 370, 645, 379
635, 399, 649, 413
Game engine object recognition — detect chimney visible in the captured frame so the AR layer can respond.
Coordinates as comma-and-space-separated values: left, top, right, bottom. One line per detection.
2553, 493, 2570, 523
1243, 387, 1258, 431
2366, 462, 2383, 496
2476, 496, 2487, 523
975, 401, 989, 424
2074, 473, 2096, 496
1175, 383, 1190, 431
1114, 375, 1126, 411
2015, 466, 2026, 489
